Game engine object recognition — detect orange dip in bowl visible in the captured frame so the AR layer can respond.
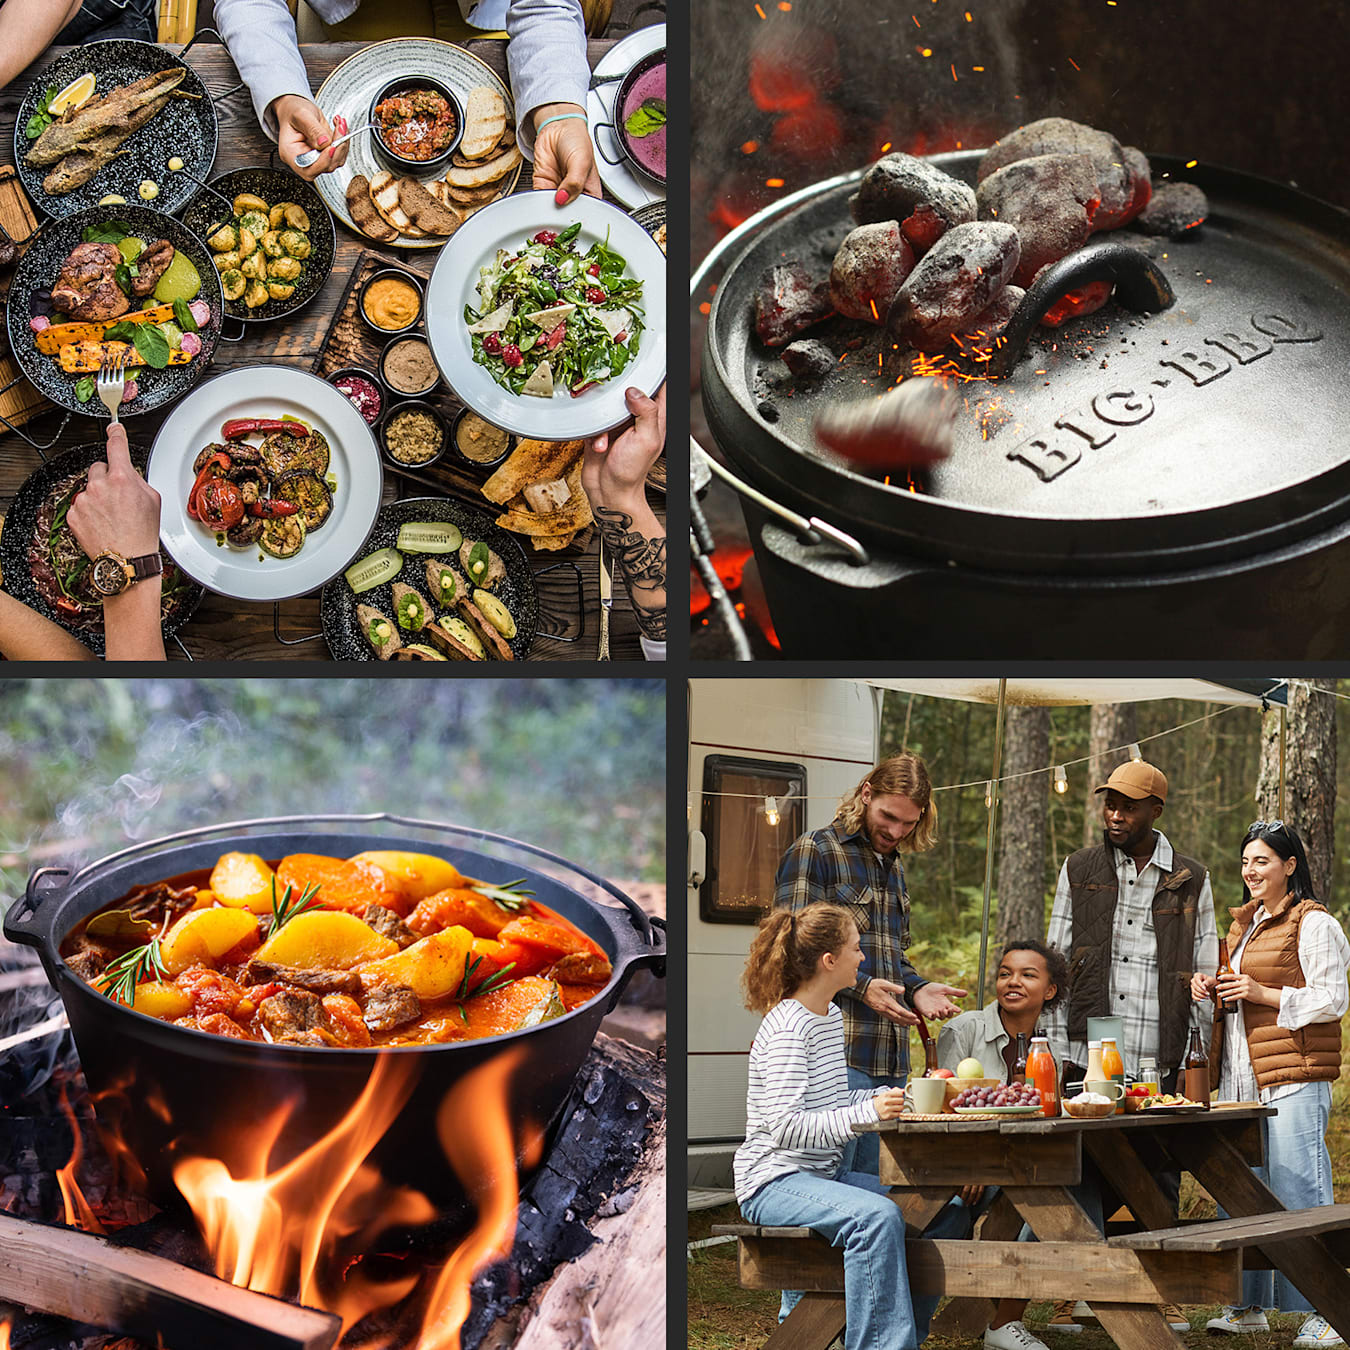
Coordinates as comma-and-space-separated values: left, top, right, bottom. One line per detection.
363, 277, 421, 331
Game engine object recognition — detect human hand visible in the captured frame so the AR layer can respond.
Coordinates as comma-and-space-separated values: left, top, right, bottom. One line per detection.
912, 982, 968, 1021
531, 104, 600, 203
960, 1184, 986, 1208
271, 95, 347, 181
583, 385, 665, 504
67, 424, 161, 560
873, 1087, 907, 1120
862, 977, 919, 1027
1217, 972, 1275, 1008
1191, 971, 1217, 1002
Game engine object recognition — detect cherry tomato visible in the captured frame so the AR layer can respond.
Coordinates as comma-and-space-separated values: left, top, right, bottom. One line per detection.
532, 230, 558, 245
587, 263, 601, 277
585, 286, 607, 304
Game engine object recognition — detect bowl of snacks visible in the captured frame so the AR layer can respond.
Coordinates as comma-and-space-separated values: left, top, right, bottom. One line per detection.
359, 267, 424, 338
1061, 1090, 1117, 1119
450, 407, 514, 470
368, 76, 463, 175
381, 400, 448, 470
380, 334, 440, 400
328, 365, 384, 425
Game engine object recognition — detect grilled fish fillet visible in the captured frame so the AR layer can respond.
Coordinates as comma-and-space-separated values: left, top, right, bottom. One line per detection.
25, 69, 186, 166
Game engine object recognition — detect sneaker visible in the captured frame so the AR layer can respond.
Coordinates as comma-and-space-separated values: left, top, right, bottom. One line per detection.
985, 1322, 1050, 1350
1206, 1306, 1270, 1333
1294, 1315, 1346, 1346
1045, 1301, 1094, 1333
1162, 1304, 1190, 1331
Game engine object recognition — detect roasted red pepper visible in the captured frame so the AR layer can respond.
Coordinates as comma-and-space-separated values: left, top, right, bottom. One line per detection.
186, 452, 232, 521
570, 380, 599, 397
55, 596, 85, 618
197, 478, 245, 530
221, 418, 308, 440
246, 499, 298, 518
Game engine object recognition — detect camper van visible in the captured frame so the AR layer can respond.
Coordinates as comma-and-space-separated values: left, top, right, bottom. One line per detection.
687, 678, 881, 1191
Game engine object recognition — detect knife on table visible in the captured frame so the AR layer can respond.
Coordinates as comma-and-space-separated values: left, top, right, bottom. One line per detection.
598, 536, 612, 661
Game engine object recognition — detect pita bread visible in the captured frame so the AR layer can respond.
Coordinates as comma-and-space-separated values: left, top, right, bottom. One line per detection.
461, 86, 508, 159
482, 438, 585, 504
494, 461, 593, 537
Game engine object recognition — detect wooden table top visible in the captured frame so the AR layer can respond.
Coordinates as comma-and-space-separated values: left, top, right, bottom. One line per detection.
0, 40, 665, 662
860, 1102, 1276, 1134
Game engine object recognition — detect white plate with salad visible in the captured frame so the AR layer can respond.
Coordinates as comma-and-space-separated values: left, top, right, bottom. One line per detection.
423, 191, 666, 439
147, 366, 383, 602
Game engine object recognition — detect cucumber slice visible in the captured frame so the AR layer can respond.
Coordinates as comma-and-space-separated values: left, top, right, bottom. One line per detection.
396, 522, 464, 554
345, 546, 404, 593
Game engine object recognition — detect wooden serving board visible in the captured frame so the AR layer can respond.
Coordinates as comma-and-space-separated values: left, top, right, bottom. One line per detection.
0, 167, 47, 432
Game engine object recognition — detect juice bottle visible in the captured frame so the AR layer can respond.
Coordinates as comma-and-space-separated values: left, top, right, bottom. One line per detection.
1085, 1038, 1105, 1089
1101, 1037, 1125, 1113
1027, 1036, 1058, 1117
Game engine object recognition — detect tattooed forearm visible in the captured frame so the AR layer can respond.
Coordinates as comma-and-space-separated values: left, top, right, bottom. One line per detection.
596, 507, 667, 642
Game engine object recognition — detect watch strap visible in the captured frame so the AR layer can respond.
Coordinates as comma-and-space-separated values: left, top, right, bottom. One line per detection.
127, 553, 163, 582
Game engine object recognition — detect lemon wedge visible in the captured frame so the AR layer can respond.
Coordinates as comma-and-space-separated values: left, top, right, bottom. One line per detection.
49, 73, 96, 115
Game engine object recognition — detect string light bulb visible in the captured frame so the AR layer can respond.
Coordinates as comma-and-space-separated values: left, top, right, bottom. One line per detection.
1128, 742, 1143, 762
984, 781, 993, 809
764, 796, 780, 827
1054, 765, 1069, 794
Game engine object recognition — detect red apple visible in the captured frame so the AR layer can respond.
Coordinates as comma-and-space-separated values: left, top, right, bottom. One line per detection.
931, 1068, 955, 1079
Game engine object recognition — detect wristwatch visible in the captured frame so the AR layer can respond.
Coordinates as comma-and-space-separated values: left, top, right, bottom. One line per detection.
88, 550, 163, 597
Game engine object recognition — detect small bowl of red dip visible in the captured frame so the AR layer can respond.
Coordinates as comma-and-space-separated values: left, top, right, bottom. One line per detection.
329, 366, 384, 425
369, 76, 463, 174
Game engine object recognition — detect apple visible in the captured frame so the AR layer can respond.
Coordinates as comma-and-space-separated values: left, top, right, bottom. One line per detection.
956, 1057, 986, 1080
931, 1068, 955, 1079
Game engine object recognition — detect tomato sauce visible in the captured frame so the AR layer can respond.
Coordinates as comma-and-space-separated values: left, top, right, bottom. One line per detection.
375, 89, 458, 162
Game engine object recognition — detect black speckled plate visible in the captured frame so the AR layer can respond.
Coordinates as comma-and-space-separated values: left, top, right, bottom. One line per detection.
6, 203, 224, 419
0, 441, 204, 655
14, 39, 218, 219
181, 167, 336, 325
320, 496, 537, 661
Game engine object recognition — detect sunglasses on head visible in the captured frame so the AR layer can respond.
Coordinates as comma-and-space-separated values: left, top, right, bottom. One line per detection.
1248, 819, 1289, 835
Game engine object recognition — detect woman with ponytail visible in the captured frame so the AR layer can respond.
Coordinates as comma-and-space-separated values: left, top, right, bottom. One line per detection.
734, 902, 946, 1350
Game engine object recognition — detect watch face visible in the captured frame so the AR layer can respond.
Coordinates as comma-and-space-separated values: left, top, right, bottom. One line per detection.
90, 554, 129, 596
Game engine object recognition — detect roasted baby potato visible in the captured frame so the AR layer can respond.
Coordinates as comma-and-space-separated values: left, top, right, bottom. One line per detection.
244, 279, 270, 309
278, 229, 311, 259
213, 250, 241, 273
237, 226, 258, 257
238, 210, 270, 239
240, 250, 266, 279
267, 256, 302, 281
234, 192, 270, 216
283, 203, 310, 230
221, 269, 246, 300
207, 222, 239, 252
267, 281, 296, 301
260, 229, 285, 258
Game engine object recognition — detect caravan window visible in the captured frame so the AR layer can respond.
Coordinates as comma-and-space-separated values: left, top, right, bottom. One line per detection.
700, 755, 806, 923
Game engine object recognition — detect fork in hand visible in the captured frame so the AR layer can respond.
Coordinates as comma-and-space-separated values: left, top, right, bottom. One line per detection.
96, 353, 128, 424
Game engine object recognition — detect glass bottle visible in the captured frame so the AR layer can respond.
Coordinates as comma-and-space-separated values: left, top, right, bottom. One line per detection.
1216, 939, 1240, 1017
1012, 1032, 1029, 1086
1137, 1054, 1160, 1097
1027, 1036, 1058, 1117
1101, 1036, 1125, 1113
1085, 1038, 1105, 1084
1184, 1027, 1211, 1107
916, 1011, 939, 1077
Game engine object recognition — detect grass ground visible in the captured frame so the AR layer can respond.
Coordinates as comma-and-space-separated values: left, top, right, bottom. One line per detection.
688, 1011, 1350, 1349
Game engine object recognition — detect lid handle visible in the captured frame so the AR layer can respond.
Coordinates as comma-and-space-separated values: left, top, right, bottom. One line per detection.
986, 240, 1176, 378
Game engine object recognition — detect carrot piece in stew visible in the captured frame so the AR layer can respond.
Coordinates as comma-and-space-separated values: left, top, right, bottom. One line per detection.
408, 887, 513, 940
276, 854, 410, 914
460, 975, 564, 1038
494, 916, 601, 977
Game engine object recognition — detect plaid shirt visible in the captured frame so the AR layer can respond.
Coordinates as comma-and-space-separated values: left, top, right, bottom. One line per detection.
773, 818, 930, 1080
1042, 830, 1218, 1077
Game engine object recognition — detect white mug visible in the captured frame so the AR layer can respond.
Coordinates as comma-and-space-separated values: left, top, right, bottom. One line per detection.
1082, 1078, 1125, 1102
905, 1076, 949, 1115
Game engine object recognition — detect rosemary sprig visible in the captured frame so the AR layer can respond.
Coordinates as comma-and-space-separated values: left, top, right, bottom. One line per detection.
454, 953, 518, 1023
470, 877, 535, 913
268, 876, 323, 936
97, 936, 167, 1006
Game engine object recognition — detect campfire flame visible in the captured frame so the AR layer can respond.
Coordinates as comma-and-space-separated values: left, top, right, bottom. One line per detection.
0, 1317, 10, 1350
56, 1081, 105, 1235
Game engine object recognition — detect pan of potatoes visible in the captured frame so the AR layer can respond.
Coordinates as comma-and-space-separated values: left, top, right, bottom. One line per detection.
181, 166, 336, 333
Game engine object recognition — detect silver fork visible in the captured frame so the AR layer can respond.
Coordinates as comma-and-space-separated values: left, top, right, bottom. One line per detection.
96, 353, 127, 423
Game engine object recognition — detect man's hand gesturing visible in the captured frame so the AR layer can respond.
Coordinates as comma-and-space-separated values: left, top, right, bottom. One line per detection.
862, 977, 920, 1027
912, 982, 968, 1021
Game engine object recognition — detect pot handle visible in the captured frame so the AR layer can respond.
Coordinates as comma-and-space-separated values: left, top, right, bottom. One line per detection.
606, 915, 666, 1011
4, 866, 70, 948
985, 241, 1176, 378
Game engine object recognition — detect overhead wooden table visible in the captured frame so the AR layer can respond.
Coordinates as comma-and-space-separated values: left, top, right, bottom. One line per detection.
0, 38, 665, 661
727, 1105, 1350, 1350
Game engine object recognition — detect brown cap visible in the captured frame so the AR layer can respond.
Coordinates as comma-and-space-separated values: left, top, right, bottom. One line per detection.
1094, 760, 1168, 803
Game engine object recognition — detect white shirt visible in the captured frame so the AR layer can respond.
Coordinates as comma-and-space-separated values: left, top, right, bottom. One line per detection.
733, 999, 881, 1205
1042, 831, 1218, 1075
1217, 903, 1350, 1105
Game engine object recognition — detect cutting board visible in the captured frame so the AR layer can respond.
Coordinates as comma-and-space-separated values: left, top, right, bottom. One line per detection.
0, 167, 46, 431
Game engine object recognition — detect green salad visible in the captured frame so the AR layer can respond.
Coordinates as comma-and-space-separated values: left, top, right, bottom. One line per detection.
463, 221, 644, 399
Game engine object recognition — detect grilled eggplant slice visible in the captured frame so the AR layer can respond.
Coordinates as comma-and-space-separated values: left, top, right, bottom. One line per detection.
275, 472, 332, 533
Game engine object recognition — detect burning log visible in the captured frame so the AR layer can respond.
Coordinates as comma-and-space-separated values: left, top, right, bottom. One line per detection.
753, 261, 834, 347
829, 221, 915, 323
0, 1214, 341, 1350
848, 151, 977, 254
1138, 181, 1209, 237
780, 338, 836, 383
978, 116, 1136, 230
812, 379, 956, 471
886, 221, 1020, 352
976, 153, 1101, 288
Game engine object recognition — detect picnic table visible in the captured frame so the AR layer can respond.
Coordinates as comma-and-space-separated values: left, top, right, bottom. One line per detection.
0, 37, 664, 661
718, 1105, 1350, 1350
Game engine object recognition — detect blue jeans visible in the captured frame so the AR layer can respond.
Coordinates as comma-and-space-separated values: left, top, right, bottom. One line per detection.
747, 1166, 954, 1350
845, 1066, 904, 1176
1231, 1081, 1333, 1313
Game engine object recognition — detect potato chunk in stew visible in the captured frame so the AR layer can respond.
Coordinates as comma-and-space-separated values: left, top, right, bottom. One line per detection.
160, 907, 261, 975
256, 910, 399, 970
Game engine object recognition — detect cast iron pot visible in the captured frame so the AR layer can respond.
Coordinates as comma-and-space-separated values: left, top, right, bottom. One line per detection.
4, 814, 665, 1208
595, 48, 667, 186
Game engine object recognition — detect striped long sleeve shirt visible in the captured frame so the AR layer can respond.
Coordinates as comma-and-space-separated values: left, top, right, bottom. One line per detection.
734, 999, 883, 1206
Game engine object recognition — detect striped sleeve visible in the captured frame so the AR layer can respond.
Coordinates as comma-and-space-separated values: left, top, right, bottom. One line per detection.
755, 1020, 879, 1150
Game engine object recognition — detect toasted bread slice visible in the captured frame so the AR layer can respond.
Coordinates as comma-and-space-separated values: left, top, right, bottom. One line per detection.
396, 177, 462, 237
461, 86, 508, 160
444, 180, 501, 205
346, 174, 397, 242
391, 643, 447, 660
425, 619, 484, 661
369, 170, 425, 237
446, 145, 521, 189
457, 596, 514, 661
532, 531, 575, 551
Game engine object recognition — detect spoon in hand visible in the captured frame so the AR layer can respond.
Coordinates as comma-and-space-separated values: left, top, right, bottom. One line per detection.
295, 121, 374, 169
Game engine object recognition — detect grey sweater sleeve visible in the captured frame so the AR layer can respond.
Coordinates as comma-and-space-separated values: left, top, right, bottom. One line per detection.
212, 0, 323, 139
506, 0, 589, 160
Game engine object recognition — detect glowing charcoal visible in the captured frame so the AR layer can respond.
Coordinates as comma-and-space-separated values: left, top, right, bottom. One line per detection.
829, 221, 915, 323
813, 379, 956, 471
1038, 278, 1114, 328
848, 151, 977, 254
753, 260, 834, 347
1119, 146, 1153, 225
977, 153, 1100, 288
780, 338, 836, 382
887, 220, 1020, 352
1137, 182, 1209, 238
953, 283, 1024, 351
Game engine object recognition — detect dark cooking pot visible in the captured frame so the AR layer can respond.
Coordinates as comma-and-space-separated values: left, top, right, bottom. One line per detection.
4, 814, 665, 1207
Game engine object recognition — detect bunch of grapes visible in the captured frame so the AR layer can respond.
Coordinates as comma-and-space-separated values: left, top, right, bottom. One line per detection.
952, 1082, 1042, 1109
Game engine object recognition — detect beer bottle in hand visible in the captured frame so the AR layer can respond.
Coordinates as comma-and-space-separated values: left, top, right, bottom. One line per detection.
1184, 1027, 1211, 1107
1012, 1032, 1029, 1085
1216, 939, 1239, 1017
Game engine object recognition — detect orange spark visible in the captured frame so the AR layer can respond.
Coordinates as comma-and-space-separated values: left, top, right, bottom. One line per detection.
1068, 57, 1080, 70
965, 8, 972, 17
765, 177, 785, 187
951, 63, 958, 80
868, 298, 879, 320
912, 13, 921, 24
778, 1, 792, 8
918, 46, 932, 57
972, 65, 984, 71
699, 302, 711, 315
755, 3, 766, 17
742, 140, 759, 153
1186, 159, 1198, 168
880, 141, 892, 152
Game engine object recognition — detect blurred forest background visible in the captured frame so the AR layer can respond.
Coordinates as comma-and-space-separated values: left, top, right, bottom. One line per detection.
0, 678, 666, 913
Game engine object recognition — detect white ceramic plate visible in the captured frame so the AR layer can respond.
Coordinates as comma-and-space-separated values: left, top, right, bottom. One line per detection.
424, 190, 666, 439
588, 24, 665, 209
312, 38, 519, 251
147, 367, 383, 601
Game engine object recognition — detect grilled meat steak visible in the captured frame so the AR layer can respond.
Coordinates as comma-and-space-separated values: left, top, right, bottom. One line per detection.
130, 239, 174, 296
51, 242, 130, 321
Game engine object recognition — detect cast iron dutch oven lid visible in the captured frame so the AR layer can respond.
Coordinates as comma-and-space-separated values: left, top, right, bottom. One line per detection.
703, 151, 1350, 575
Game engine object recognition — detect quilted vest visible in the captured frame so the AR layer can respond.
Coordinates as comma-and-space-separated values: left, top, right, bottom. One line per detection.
1210, 893, 1341, 1090
1065, 837, 1205, 1069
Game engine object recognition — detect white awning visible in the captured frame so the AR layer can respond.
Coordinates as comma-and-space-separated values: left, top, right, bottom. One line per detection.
857, 678, 1286, 708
